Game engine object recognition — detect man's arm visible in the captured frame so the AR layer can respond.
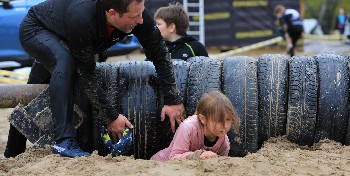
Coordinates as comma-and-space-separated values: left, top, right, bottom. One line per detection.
133, 10, 185, 132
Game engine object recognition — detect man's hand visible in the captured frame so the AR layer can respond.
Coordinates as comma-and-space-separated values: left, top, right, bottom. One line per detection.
107, 114, 133, 142
161, 104, 186, 133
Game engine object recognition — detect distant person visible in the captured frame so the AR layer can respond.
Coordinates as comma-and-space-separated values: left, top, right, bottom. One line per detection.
151, 91, 240, 161
154, 2, 208, 61
274, 4, 303, 57
346, 9, 350, 44
335, 8, 347, 40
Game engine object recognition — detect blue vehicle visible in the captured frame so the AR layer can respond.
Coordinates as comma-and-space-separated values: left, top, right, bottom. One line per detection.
0, 0, 140, 69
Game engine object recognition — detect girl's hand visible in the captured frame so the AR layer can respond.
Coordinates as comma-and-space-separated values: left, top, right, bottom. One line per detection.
199, 151, 218, 159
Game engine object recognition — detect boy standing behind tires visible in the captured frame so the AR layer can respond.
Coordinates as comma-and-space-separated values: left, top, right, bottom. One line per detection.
154, 2, 208, 61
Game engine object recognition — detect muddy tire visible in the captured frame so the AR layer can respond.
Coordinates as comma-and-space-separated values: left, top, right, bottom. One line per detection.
221, 56, 259, 157
287, 56, 317, 146
257, 54, 289, 147
118, 61, 159, 159
346, 55, 350, 146
91, 62, 119, 156
9, 83, 91, 148
186, 58, 221, 116
158, 60, 191, 150
315, 53, 349, 144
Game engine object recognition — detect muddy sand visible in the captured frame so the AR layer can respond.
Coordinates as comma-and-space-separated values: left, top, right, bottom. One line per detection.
1, 106, 350, 175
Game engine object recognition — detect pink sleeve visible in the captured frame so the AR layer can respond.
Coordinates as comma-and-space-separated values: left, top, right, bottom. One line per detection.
217, 135, 230, 156
168, 122, 201, 160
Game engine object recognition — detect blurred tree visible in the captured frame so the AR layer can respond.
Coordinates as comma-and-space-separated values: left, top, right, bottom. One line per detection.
318, 0, 338, 34
304, 0, 350, 34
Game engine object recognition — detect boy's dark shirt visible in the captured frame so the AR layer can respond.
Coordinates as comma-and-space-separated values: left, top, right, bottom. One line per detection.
166, 35, 208, 61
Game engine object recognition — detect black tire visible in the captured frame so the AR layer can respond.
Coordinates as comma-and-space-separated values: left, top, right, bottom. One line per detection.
186, 56, 211, 63
221, 56, 259, 157
118, 61, 159, 159
91, 62, 119, 156
287, 56, 318, 146
8, 83, 90, 148
186, 58, 221, 116
346, 55, 350, 146
257, 54, 289, 147
158, 60, 191, 150
315, 53, 349, 144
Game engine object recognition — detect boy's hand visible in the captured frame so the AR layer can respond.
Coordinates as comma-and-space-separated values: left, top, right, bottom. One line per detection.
199, 151, 218, 159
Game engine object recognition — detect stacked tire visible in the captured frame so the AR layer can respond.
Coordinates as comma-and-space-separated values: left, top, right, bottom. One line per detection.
10, 52, 350, 159
83, 52, 350, 157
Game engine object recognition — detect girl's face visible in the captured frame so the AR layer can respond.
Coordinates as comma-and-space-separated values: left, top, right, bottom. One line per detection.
201, 115, 232, 139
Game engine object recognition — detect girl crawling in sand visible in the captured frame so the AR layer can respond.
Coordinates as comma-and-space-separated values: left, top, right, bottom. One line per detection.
151, 91, 239, 161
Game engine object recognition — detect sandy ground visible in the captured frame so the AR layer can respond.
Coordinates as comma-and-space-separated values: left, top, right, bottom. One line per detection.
1, 106, 350, 175
1, 38, 350, 175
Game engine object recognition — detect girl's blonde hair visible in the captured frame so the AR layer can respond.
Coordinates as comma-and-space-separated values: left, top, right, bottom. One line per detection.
195, 91, 239, 133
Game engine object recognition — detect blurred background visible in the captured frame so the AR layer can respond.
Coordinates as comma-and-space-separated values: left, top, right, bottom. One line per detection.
1, 0, 350, 82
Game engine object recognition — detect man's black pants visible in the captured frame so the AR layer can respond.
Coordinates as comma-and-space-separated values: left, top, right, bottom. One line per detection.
4, 15, 77, 158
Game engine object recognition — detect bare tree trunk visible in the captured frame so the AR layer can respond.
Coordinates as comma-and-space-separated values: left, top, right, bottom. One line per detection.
318, 0, 338, 34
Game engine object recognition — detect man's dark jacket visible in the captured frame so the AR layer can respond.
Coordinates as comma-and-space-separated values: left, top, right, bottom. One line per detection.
27, 0, 182, 124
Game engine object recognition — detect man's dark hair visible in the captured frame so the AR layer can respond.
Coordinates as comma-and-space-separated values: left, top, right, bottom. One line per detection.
100, 0, 143, 15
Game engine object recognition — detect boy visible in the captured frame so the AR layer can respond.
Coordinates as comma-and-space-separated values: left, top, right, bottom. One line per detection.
154, 2, 208, 60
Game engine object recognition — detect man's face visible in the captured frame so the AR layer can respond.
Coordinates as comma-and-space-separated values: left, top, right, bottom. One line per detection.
111, 1, 145, 33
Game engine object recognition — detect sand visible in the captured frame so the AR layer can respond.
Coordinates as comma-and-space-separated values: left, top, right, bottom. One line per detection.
1, 106, 350, 175
1, 39, 350, 175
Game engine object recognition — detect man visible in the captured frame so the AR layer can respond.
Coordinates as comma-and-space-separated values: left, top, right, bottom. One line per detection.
274, 4, 303, 57
4, 0, 185, 158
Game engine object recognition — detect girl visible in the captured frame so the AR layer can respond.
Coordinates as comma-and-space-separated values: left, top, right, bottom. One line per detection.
151, 91, 239, 161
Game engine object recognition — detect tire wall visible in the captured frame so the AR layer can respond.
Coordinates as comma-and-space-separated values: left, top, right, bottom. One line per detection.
158, 60, 191, 150
186, 57, 222, 116
221, 56, 259, 157
315, 53, 349, 144
10, 52, 350, 159
257, 54, 289, 147
287, 56, 318, 146
346, 55, 350, 146
92, 62, 119, 156
118, 61, 159, 159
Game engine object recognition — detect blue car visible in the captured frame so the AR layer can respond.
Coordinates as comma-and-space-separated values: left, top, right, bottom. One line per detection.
0, 0, 140, 69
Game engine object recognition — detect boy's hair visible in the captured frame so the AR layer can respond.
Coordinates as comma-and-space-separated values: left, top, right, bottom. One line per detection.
154, 2, 189, 36
195, 91, 239, 133
274, 4, 285, 16
101, 0, 143, 15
